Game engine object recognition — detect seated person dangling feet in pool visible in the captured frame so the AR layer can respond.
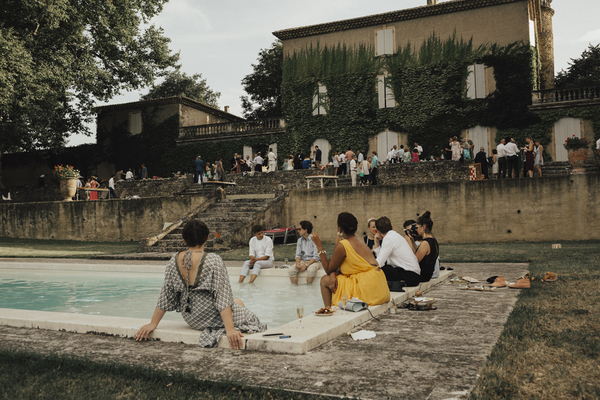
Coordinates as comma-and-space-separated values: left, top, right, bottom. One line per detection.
239, 224, 274, 283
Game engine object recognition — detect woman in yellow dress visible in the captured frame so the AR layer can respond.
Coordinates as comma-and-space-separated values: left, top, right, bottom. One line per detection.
311, 212, 390, 307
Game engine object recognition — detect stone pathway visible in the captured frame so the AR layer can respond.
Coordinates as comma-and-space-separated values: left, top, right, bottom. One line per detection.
0, 262, 528, 399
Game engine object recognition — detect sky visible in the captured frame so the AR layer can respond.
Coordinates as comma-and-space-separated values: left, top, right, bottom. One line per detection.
67, 0, 600, 146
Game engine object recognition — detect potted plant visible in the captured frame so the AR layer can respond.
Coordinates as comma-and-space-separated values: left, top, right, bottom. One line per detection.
564, 136, 591, 169
53, 165, 81, 201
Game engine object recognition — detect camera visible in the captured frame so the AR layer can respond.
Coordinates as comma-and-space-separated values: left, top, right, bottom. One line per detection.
404, 223, 421, 241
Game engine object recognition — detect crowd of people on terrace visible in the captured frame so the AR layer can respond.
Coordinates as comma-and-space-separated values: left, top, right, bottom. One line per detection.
135, 211, 439, 349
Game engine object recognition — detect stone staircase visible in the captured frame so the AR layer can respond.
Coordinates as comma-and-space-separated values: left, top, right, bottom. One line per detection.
138, 194, 281, 256
540, 161, 600, 177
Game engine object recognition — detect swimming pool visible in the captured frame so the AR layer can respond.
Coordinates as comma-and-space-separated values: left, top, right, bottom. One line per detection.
0, 268, 324, 329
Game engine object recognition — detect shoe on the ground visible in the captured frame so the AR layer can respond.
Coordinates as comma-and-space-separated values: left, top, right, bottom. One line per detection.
508, 278, 530, 289
541, 272, 557, 282
490, 276, 506, 288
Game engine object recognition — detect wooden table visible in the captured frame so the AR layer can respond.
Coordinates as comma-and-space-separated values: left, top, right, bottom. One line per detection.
200, 181, 237, 194
305, 175, 338, 189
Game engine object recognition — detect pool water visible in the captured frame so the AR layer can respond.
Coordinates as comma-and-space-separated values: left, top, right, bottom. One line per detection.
0, 270, 324, 328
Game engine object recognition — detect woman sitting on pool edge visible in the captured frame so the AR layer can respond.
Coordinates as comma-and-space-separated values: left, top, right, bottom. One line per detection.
135, 219, 266, 349
311, 212, 390, 308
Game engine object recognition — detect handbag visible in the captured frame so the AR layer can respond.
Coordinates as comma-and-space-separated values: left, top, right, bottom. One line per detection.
359, 172, 364, 177
387, 281, 406, 292
338, 298, 368, 312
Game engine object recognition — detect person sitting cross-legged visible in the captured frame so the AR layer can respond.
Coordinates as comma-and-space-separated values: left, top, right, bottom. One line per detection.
373, 216, 421, 287
289, 220, 322, 284
239, 224, 274, 283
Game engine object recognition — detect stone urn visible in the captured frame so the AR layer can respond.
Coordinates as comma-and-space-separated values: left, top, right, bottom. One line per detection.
567, 147, 588, 170
59, 178, 78, 201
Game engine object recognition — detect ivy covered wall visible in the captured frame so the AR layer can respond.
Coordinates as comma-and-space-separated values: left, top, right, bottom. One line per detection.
280, 34, 542, 159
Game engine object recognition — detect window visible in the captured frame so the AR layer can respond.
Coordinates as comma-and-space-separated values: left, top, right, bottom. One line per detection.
129, 111, 142, 135
377, 75, 395, 109
466, 64, 486, 99
529, 20, 537, 47
312, 83, 328, 116
376, 29, 394, 56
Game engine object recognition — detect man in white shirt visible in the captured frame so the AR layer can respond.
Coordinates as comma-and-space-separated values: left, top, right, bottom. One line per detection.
596, 137, 600, 159
268, 148, 277, 172
373, 216, 421, 287
504, 138, 520, 178
387, 146, 397, 164
253, 153, 263, 172
496, 139, 507, 178
107, 174, 116, 199
350, 155, 358, 187
125, 168, 134, 181
357, 150, 364, 164
239, 224, 274, 283
245, 155, 253, 170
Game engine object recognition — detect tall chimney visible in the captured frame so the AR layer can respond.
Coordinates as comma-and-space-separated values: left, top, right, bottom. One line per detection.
224, 106, 230, 113
427, 0, 438, 5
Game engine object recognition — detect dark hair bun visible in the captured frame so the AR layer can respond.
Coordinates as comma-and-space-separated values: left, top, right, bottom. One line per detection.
422, 211, 431, 219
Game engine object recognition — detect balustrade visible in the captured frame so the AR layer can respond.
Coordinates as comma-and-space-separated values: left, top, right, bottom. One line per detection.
532, 86, 600, 104
178, 117, 286, 139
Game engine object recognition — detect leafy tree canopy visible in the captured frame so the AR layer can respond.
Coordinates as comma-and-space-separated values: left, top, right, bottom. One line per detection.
555, 43, 600, 88
141, 70, 221, 108
240, 40, 283, 120
0, 0, 179, 155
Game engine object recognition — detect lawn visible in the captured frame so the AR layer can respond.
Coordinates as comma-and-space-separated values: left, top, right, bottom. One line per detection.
0, 237, 139, 258
1, 239, 599, 399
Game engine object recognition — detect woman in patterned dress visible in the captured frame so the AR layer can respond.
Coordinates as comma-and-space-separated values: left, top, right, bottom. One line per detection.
135, 220, 266, 348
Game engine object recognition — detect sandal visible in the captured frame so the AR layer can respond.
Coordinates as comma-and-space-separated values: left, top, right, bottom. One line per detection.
508, 278, 530, 289
459, 285, 497, 292
541, 272, 557, 282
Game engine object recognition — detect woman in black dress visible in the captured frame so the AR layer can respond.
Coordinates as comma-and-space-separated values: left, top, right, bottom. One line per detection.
414, 212, 439, 283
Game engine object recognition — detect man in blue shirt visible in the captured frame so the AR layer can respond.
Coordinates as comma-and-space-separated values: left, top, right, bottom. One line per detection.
289, 220, 322, 284
194, 156, 204, 184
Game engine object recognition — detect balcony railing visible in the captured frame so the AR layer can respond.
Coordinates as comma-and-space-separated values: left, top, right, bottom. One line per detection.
532, 86, 600, 105
178, 117, 286, 140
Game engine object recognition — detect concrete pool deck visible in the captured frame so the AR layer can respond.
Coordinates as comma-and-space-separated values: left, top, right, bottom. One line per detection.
0, 259, 528, 398
0, 259, 448, 353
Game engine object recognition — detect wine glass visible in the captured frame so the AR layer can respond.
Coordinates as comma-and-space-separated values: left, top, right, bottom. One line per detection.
296, 306, 304, 329
341, 295, 347, 310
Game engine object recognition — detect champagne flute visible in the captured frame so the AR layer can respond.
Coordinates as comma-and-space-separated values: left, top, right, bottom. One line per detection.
296, 306, 304, 329
341, 295, 347, 310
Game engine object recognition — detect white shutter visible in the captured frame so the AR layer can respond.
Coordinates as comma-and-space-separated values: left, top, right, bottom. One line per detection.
377, 76, 385, 108
554, 118, 581, 162
312, 85, 319, 115
475, 64, 486, 99
529, 20, 536, 47
384, 29, 394, 55
466, 65, 476, 99
318, 84, 327, 115
376, 30, 385, 56
469, 126, 488, 155
385, 76, 395, 108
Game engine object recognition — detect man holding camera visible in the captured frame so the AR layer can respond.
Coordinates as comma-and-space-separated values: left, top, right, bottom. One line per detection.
373, 216, 421, 287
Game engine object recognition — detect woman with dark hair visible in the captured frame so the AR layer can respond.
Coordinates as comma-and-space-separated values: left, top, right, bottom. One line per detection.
522, 136, 535, 178
363, 218, 378, 251
135, 219, 266, 349
311, 212, 390, 308
413, 212, 439, 283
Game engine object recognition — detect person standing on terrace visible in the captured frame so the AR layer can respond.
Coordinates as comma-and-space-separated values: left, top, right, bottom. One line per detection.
289, 221, 322, 285
135, 219, 266, 349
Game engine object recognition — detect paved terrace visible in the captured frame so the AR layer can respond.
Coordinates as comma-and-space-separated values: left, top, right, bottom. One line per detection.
0, 260, 527, 399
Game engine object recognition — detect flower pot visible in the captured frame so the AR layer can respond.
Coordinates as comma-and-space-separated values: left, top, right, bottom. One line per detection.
567, 148, 588, 169
60, 178, 78, 201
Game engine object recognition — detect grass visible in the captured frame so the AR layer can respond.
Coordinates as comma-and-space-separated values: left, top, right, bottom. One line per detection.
0, 349, 334, 400
1, 239, 599, 398
0, 237, 139, 258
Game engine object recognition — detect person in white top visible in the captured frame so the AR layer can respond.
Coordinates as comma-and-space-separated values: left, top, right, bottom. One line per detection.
414, 142, 423, 160
253, 153, 263, 172
125, 169, 134, 181
267, 148, 277, 172
357, 150, 364, 164
596, 137, 600, 159
350, 155, 358, 187
496, 139, 507, 178
387, 146, 397, 164
245, 155, 253, 170
372, 216, 421, 287
504, 138, 519, 178
396, 145, 405, 162
239, 224, 274, 283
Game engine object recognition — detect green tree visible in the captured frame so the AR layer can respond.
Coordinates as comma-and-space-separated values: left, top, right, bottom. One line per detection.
0, 0, 179, 188
141, 70, 221, 107
555, 44, 600, 88
240, 40, 283, 120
